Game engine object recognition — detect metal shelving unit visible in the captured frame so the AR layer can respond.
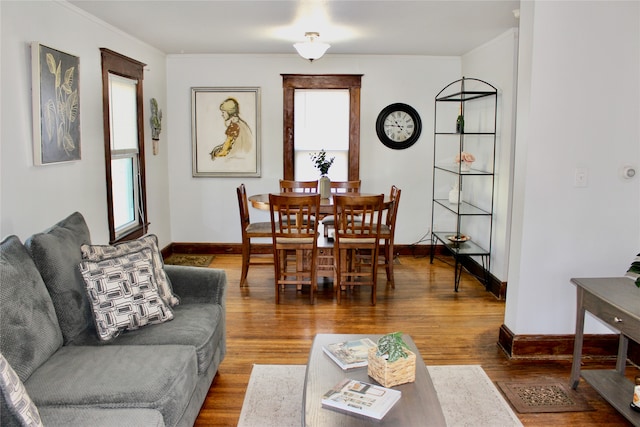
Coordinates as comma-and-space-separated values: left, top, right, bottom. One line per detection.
430, 77, 497, 291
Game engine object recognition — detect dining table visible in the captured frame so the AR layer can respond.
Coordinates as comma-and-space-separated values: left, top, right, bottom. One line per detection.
247, 192, 392, 216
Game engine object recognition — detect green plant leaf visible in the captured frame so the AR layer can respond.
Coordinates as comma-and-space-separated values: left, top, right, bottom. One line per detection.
376, 332, 409, 363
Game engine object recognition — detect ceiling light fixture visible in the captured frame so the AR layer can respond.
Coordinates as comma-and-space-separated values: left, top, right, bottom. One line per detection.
293, 32, 330, 62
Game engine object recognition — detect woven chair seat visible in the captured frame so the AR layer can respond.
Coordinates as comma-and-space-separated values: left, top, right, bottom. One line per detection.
246, 222, 272, 235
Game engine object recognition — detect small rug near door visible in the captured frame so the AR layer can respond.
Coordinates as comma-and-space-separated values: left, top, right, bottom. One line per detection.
497, 381, 594, 413
163, 254, 214, 267
238, 364, 522, 427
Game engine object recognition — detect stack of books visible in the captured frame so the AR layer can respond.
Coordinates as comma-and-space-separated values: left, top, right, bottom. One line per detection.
322, 337, 377, 370
321, 378, 401, 420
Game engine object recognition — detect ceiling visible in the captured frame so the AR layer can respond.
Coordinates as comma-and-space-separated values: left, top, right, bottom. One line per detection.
68, 0, 520, 56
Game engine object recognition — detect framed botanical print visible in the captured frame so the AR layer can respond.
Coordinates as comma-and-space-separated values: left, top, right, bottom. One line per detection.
191, 87, 261, 177
31, 42, 81, 165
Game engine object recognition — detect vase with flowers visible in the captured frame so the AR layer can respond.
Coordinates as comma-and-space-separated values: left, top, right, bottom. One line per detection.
455, 151, 475, 172
310, 149, 335, 198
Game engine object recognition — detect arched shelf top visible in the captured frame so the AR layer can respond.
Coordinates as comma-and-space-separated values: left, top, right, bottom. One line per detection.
435, 76, 497, 102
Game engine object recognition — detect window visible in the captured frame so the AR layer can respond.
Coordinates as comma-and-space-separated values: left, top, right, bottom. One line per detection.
100, 48, 148, 243
282, 74, 362, 181
294, 89, 349, 181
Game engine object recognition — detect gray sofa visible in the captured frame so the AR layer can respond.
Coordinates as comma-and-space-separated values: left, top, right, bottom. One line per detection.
0, 212, 226, 426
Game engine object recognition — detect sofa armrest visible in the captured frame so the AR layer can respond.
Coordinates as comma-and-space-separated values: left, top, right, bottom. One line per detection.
164, 265, 227, 306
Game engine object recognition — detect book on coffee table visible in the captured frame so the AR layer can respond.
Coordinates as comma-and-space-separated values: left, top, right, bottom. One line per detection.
322, 337, 377, 370
321, 378, 401, 420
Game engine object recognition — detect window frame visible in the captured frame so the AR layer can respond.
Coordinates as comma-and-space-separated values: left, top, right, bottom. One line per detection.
100, 48, 148, 244
282, 74, 362, 181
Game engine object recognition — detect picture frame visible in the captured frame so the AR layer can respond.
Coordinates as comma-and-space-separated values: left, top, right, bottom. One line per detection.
31, 42, 81, 165
191, 87, 261, 177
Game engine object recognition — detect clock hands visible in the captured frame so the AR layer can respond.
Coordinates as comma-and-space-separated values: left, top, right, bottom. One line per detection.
385, 117, 414, 141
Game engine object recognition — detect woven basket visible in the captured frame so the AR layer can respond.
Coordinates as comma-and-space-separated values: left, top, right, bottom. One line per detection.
367, 346, 416, 387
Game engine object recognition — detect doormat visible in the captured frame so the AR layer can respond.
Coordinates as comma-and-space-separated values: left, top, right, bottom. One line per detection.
497, 381, 594, 413
164, 254, 214, 267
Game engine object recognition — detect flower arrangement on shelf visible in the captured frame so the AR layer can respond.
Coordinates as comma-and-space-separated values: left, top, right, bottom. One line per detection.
455, 151, 475, 171
455, 151, 475, 165
310, 149, 335, 176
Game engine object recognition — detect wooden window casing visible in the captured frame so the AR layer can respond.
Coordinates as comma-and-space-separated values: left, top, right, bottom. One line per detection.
282, 74, 362, 181
100, 48, 148, 243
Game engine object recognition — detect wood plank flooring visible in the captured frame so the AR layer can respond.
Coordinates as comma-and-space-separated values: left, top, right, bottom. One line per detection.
194, 254, 636, 426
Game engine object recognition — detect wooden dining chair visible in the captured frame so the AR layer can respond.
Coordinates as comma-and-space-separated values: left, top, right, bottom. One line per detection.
379, 185, 402, 288
237, 184, 273, 287
279, 180, 318, 225
329, 180, 361, 193
333, 193, 384, 305
269, 193, 321, 304
279, 179, 318, 193
321, 180, 361, 237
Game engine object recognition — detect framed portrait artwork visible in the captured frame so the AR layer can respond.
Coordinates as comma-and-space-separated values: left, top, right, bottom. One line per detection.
31, 42, 81, 165
191, 87, 261, 177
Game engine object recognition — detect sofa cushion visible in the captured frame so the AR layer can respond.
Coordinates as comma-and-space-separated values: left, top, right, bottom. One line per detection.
25, 212, 93, 344
25, 345, 197, 427
0, 353, 43, 427
38, 407, 164, 427
0, 236, 62, 381
81, 234, 180, 306
78, 249, 174, 341
74, 304, 222, 375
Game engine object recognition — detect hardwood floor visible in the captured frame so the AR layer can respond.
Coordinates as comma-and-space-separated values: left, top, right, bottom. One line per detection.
194, 254, 636, 426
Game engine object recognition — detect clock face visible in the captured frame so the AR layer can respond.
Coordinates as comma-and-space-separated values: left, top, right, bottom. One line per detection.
376, 103, 422, 149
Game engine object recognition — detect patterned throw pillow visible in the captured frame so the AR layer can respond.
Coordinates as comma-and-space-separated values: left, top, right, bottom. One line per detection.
0, 353, 43, 427
81, 234, 179, 306
626, 253, 640, 288
78, 248, 174, 341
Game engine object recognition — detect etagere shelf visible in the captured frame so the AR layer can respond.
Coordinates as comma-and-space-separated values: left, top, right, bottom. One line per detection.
430, 77, 497, 291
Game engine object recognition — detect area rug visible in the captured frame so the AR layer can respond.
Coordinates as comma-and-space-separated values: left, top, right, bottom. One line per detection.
163, 254, 214, 267
497, 381, 594, 413
238, 364, 522, 427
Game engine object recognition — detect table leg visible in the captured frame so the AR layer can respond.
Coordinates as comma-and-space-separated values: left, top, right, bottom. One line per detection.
616, 334, 629, 375
570, 288, 585, 389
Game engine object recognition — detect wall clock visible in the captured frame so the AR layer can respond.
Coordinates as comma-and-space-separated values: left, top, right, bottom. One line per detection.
375, 103, 422, 150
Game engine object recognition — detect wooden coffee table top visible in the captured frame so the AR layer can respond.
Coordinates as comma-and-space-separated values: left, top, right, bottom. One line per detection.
303, 334, 447, 426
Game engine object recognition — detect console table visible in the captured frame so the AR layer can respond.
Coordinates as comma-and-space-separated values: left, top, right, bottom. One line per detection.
569, 277, 640, 426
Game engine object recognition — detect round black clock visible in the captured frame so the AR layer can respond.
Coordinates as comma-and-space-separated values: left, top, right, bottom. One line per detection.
375, 103, 422, 150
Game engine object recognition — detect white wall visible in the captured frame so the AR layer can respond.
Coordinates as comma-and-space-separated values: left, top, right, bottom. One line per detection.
166, 54, 461, 246
462, 29, 519, 282
1, 1, 521, 285
0, 1, 172, 247
505, 0, 640, 335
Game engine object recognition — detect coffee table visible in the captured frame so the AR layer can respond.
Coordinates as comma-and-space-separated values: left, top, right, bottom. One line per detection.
303, 334, 447, 426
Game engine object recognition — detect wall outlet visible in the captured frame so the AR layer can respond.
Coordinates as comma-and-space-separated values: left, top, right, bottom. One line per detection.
574, 167, 588, 187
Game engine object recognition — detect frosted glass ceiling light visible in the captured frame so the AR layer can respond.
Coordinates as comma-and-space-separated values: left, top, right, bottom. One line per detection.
294, 32, 330, 62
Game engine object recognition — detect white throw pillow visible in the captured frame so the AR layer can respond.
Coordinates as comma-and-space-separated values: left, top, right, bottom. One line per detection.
78, 248, 174, 341
81, 234, 179, 306
0, 353, 43, 427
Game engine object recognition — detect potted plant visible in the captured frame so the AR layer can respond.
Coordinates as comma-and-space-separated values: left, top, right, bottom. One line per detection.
310, 149, 334, 198
367, 332, 416, 387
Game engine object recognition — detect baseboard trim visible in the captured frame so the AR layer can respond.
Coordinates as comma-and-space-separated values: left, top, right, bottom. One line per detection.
163, 242, 439, 256
162, 242, 505, 298
498, 324, 640, 365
